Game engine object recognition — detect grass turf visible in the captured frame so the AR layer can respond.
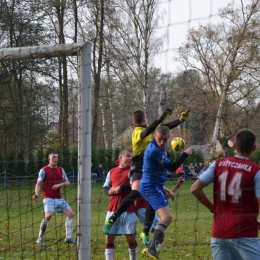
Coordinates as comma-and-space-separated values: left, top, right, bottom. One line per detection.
0, 179, 214, 259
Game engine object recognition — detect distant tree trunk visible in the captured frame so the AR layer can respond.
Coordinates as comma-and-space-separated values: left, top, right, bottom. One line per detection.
210, 84, 227, 157
92, 0, 105, 147
56, 1, 69, 148
99, 97, 108, 148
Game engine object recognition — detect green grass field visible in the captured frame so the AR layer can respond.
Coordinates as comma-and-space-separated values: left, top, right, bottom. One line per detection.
0, 180, 214, 260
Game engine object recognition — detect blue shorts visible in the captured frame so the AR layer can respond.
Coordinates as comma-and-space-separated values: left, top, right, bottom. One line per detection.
136, 208, 160, 231
211, 237, 260, 260
43, 198, 71, 213
105, 211, 136, 235
140, 184, 168, 211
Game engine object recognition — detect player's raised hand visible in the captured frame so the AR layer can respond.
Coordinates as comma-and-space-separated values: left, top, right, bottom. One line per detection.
179, 110, 191, 122
177, 177, 185, 187
158, 108, 173, 121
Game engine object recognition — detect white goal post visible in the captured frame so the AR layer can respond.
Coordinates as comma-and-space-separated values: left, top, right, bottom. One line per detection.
0, 42, 92, 260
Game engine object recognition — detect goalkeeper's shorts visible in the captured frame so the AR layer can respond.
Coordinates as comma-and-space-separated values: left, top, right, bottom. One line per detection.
128, 170, 142, 184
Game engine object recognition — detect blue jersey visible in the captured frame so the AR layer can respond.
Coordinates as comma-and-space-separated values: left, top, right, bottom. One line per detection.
141, 139, 171, 186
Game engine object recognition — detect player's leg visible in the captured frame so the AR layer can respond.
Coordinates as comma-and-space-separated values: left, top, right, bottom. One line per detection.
210, 238, 233, 260
125, 234, 138, 260
218, 238, 260, 260
36, 198, 54, 245
105, 234, 116, 260
124, 212, 138, 260
103, 172, 141, 234
144, 206, 172, 258
141, 187, 170, 259
150, 214, 163, 254
140, 203, 155, 245
61, 199, 76, 243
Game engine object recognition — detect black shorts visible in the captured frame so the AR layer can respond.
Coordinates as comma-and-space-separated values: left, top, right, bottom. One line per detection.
129, 170, 142, 183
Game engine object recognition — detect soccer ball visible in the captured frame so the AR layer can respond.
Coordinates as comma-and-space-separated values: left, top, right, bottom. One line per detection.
171, 137, 185, 152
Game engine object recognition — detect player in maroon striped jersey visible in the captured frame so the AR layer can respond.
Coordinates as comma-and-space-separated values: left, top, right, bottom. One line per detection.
191, 129, 260, 260
33, 152, 76, 245
103, 149, 137, 260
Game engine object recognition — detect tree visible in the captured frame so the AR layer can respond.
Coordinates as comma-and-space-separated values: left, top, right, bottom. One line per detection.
17, 151, 26, 176
106, 0, 164, 115
27, 152, 37, 175
0, 0, 53, 160
177, 0, 260, 157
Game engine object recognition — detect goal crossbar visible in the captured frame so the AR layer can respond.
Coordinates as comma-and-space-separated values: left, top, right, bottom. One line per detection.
0, 42, 87, 61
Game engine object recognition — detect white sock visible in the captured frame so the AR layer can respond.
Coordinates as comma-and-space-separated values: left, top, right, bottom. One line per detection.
38, 219, 48, 238
128, 247, 138, 260
65, 218, 73, 238
156, 243, 162, 253
105, 248, 114, 260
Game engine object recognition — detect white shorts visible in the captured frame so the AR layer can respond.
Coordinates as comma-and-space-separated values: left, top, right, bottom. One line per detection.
105, 211, 137, 235
136, 208, 160, 231
43, 198, 71, 213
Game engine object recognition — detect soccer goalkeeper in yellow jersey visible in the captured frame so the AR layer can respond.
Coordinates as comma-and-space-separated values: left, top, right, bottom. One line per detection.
103, 109, 190, 237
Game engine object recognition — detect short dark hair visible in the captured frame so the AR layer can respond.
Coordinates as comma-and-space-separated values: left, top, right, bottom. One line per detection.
155, 125, 170, 135
48, 152, 58, 159
132, 109, 145, 125
235, 129, 256, 154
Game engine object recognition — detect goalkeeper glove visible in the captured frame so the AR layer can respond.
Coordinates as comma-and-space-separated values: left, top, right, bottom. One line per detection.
179, 110, 191, 122
158, 108, 173, 121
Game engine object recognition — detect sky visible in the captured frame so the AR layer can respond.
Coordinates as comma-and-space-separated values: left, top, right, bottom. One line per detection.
155, 0, 242, 73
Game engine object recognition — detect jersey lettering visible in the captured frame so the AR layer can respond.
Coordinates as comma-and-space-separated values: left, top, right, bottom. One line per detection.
218, 171, 242, 203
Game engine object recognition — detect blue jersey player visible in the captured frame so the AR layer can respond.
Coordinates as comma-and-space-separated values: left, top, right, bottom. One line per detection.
140, 126, 192, 259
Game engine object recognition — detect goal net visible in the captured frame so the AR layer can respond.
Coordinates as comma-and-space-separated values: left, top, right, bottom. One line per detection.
0, 43, 91, 260
0, 1, 246, 260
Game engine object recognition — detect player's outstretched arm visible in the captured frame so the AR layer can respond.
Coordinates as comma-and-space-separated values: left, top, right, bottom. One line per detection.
140, 108, 172, 139
161, 110, 191, 129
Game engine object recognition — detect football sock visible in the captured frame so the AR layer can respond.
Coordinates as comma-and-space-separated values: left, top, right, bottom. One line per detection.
38, 219, 48, 238
109, 190, 140, 222
105, 248, 115, 260
149, 224, 166, 250
65, 218, 73, 238
143, 203, 155, 234
105, 243, 115, 260
128, 246, 138, 260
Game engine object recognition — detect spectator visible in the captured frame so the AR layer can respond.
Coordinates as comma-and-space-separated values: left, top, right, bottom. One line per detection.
183, 164, 190, 179
194, 163, 199, 174
96, 164, 105, 182
189, 163, 195, 177
197, 163, 203, 173
91, 162, 98, 183
176, 164, 184, 177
